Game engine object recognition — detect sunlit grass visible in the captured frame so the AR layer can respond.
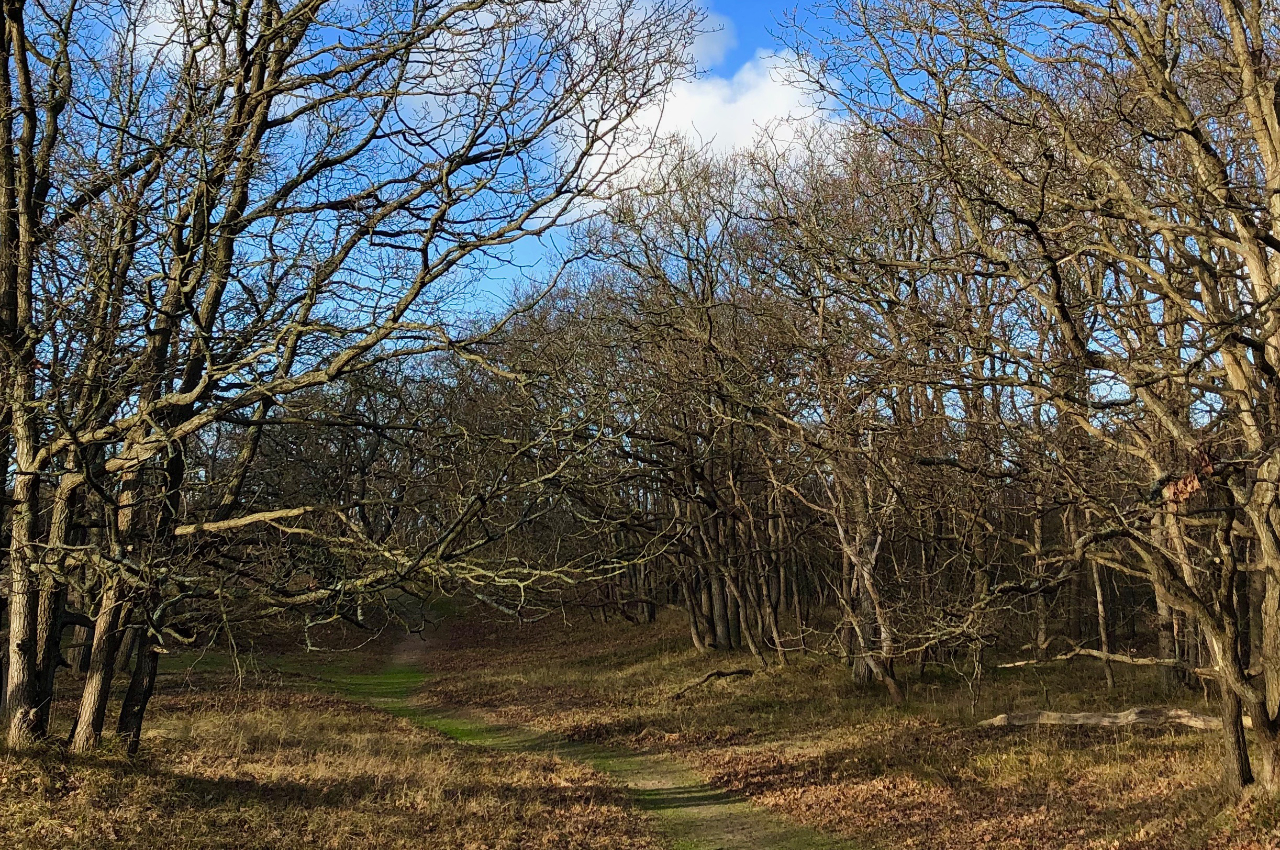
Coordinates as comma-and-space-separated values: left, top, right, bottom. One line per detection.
412, 611, 1276, 850
0, 663, 664, 850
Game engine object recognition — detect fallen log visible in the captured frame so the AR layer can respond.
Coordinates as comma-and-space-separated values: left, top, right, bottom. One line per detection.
672, 668, 754, 700
978, 706, 1247, 731
996, 647, 1217, 679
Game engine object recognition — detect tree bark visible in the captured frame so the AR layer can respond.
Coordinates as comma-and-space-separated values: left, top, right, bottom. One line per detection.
1264, 573, 1280, 718
709, 569, 731, 649
117, 631, 160, 756
724, 572, 766, 669
681, 574, 708, 652
1091, 560, 1115, 689
32, 584, 66, 738
1221, 687, 1254, 793
1156, 599, 1179, 693
70, 586, 130, 753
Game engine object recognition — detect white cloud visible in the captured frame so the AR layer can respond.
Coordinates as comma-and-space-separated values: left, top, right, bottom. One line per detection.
692, 10, 736, 67
643, 50, 816, 153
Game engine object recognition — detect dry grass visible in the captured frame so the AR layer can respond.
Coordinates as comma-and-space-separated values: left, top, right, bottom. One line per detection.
411, 613, 1280, 850
0, 675, 663, 849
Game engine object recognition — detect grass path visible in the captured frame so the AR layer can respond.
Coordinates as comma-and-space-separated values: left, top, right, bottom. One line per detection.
308, 665, 858, 850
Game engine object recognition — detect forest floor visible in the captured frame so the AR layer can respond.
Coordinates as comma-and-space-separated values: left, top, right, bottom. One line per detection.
7, 610, 1280, 849
0, 661, 665, 849
293, 658, 854, 850
373, 611, 1280, 850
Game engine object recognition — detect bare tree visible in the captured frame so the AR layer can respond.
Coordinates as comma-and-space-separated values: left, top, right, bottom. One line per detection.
788, 0, 1280, 792
0, 0, 698, 751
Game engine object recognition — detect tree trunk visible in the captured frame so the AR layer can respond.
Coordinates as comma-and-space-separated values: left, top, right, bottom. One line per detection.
117, 632, 160, 756
67, 623, 93, 677
70, 587, 130, 753
1237, 571, 1253, 673
760, 572, 788, 666
681, 575, 708, 652
1251, 571, 1266, 676
115, 626, 137, 673
1091, 560, 1115, 690
1263, 573, 1280, 718
1246, 699, 1280, 792
32, 584, 66, 738
0, 608, 7, 718
1033, 593, 1049, 662
700, 575, 714, 642
4, 470, 40, 748
1221, 686, 1254, 793
710, 570, 731, 650
1156, 598, 1179, 693
1066, 565, 1083, 642
724, 573, 766, 669
726, 577, 742, 651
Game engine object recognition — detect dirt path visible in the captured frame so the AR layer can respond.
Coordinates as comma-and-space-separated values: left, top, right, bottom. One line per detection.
414, 707, 855, 850
312, 649, 859, 850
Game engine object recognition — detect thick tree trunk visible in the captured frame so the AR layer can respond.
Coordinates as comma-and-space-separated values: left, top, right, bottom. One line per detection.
32, 585, 66, 738
4, 278, 42, 749
1246, 700, 1280, 792
70, 587, 130, 753
117, 632, 160, 756
1251, 571, 1266, 676
1263, 574, 1280, 718
0, 609, 7, 718
115, 626, 137, 673
1221, 688, 1254, 793
4, 477, 40, 748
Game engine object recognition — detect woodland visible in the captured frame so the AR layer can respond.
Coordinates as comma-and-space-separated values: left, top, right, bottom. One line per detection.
3, 0, 1280, 834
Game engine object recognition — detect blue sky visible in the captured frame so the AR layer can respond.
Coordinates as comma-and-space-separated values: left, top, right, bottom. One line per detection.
635, 0, 814, 152
700, 1, 786, 76
475, 1, 806, 310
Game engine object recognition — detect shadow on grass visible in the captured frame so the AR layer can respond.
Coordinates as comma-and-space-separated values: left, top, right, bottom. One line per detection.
699, 717, 1233, 850
284, 657, 860, 850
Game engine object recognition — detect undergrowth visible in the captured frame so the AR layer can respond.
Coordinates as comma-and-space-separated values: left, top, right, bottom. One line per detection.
407, 612, 1280, 850
0, 675, 662, 849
